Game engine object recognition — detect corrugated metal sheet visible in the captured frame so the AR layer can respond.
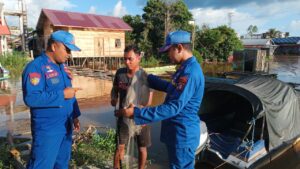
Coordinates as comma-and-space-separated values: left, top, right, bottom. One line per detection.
273, 37, 300, 45
0, 19, 10, 35
0, 25, 10, 35
241, 39, 274, 46
42, 8, 132, 31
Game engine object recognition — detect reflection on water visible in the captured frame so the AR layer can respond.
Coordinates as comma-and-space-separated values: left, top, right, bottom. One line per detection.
0, 84, 31, 140
72, 76, 112, 99
269, 55, 300, 87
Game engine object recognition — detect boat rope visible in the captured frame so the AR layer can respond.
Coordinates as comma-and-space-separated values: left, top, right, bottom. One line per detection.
250, 118, 256, 148
241, 118, 256, 148
260, 116, 266, 140
209, 118, 257, 169
213, 148, 249, 169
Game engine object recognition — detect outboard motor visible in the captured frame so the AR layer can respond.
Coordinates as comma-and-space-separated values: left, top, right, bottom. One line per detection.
196, 120, 209, 155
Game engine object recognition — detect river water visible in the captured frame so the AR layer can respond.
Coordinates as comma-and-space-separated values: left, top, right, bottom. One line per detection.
0, 75, 169, 168
269, 55, 300, 88
0, 55, 299, 168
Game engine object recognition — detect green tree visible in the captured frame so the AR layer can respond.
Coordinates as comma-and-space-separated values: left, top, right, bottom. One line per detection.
168, 0, 193, 32
122, 15, 145, 46
195, 25, 243, 60
195, 28, 223, 60
143, 0, 193, 58
247, 25, 258, 35
266, 28, 281, 38
142, 0, 166, 57
200, 24, 210, 31
122, 0, 193, 60
217, 26, 243, 60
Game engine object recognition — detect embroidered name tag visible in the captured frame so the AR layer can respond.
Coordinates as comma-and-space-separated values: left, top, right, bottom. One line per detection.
46, 71, 59, 79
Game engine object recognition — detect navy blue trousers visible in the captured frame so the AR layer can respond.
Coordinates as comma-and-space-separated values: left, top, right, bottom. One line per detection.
167, 145, 196, 169
26, 133, 72, 169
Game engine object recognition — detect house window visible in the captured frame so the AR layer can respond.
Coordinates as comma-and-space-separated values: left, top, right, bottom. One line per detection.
115, 39, 121, 48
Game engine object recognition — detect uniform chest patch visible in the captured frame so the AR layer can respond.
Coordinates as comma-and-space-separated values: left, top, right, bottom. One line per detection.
50, 77, 60, 84
29, 72, 41, 86
45, 65, 54, 73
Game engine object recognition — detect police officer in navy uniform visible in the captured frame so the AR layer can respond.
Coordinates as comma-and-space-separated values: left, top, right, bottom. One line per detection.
22, 30, 82, 169
118, 30, 205, 169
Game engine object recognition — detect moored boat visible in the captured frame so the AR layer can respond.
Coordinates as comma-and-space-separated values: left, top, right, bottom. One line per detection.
196, 76, 300, 168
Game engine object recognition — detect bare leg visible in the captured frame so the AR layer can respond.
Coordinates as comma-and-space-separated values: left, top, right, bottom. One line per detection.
113, 144, 125, 169
138, 147, 147, 169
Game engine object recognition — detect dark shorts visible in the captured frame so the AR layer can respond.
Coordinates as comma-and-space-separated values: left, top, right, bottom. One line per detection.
117, 118, 151, 147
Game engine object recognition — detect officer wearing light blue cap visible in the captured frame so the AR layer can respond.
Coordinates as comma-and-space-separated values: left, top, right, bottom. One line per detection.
159, 30, 192, 53
51, 30, 81, 51
118, 30, 205, 169
22, 30, 82, 169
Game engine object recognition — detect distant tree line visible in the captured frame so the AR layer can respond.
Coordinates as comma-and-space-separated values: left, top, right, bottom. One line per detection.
195, 25, 243, 61
122, 0, 243, 63
246, 25, 289, 38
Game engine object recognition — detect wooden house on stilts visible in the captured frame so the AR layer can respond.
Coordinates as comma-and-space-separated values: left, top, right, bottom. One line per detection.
32, 8, 132, 70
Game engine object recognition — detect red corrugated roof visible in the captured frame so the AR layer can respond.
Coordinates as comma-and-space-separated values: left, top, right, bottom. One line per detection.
42, 8, 132, 31
0, 19, 10, 35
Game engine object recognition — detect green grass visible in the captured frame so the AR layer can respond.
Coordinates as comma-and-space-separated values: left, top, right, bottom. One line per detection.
0, 129, 116, 169
0, 145, 12, 169
71, 129, 116, 168
143, 61, 233, 77
201, 61, 233, 77
0, 138, 16, 169
144, 65, 176, 75
141, 56, 160, 68
0, 52, 30, 78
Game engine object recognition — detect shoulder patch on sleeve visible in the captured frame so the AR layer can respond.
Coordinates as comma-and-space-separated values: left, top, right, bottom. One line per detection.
176, 76, 188, 91
29, 72, 41, 86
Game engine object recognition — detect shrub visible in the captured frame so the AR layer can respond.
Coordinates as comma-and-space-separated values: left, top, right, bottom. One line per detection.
0, 138, 13, 169
0, 51, 30, 78
193, 50, 203, 63
71, 129, 116, 168
140, 56, 160, 67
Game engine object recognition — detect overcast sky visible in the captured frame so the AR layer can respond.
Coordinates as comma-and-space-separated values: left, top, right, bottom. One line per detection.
2, 0, 300, 36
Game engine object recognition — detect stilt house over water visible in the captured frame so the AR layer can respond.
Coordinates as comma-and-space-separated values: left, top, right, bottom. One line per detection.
32, 8, 132, 69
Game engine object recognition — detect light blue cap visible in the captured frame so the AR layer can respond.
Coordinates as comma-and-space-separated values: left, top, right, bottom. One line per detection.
159, 30, 191, 53
50, 30, 81, 51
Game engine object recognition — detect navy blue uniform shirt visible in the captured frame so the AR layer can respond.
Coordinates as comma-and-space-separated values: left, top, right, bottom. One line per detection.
22, 52, 81, 136
133, 56, 204, 148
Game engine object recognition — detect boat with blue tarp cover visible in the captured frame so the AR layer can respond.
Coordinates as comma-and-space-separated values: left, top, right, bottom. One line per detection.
197, 75, 300, 168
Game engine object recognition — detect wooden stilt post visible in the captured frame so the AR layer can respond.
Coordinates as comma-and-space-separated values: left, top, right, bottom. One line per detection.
93, 57, 95, 70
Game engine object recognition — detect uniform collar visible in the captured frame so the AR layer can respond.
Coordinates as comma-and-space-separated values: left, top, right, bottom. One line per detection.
40, 52, 54, 64
179, 56, 196, 69
41, 52, 62, 67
